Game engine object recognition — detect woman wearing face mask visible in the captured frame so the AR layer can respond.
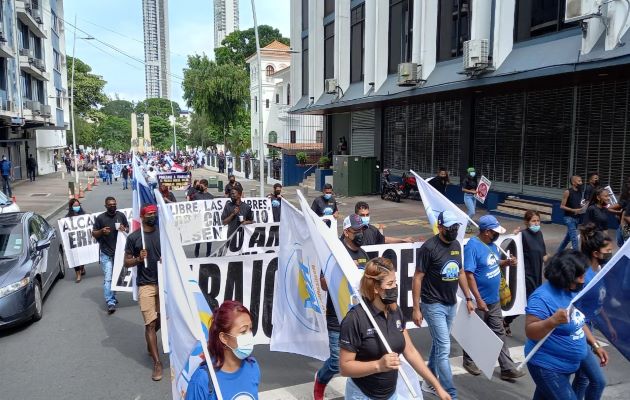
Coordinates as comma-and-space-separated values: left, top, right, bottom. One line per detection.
504, 210, 549, 335
186, 301, 259, 400
583, 188, 620, 233
461, 167, 478, 232
339, 258, 451, 400
525, 251, 607, 400
66, 199, 86, 283
571, 224, 613, 400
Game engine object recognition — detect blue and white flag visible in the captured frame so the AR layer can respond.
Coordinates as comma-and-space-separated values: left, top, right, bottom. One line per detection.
156, 192, 223, 400
270, 199, 329, 360
573, 240, 630, 362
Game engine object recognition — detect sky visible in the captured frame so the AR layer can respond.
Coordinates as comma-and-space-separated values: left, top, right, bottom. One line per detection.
63, 0, 291, 109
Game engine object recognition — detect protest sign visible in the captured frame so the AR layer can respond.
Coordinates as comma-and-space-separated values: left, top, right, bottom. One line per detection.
604, 185, 618, 205
58, 208, 132, 269
157, 172, 192, 191
112, 164, 123, 179
168, 198, 275, 245
475, 175, 492, 204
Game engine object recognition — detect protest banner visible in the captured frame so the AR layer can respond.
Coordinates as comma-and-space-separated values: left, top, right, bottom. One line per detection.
112, 164, 122, 179
475, 175, 492, 204
58, 208, 132, 269
157, 172, 192, 191
218, 223, 279, 256
169, 198, 275, 245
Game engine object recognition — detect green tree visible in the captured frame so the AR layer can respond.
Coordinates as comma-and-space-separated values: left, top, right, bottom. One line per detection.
71, 118, 98, 147
101, 99, 135, 119
182, 55, 249, 148
188, 113, 220, 148
96, 115, 131, 152
67, 56, 108, 117
135, 98, 181, 119
215, 25, 290, 68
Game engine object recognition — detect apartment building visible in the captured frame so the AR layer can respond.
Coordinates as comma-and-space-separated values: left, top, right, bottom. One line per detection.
290, 0, 630, 199
0, 0, 69, 178
142, 0, 170, 99
214, 0, 239, 49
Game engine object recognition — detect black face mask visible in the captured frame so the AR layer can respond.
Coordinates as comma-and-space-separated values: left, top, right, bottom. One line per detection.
443, 226, 459, 242
577, 184, 584, 191
490, 232, 500, 243
380, 287, 398, 305
597, 252, 612, 266
106, 206, 117, 215
352, 232, 364, 247
274, 190, 281, 196
229, 180, 235, 184
571, 282, 585, 293
145, 216, 157, 227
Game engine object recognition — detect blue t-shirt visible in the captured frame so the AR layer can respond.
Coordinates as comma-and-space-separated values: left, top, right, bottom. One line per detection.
464, 237, 501, 304
185, 359, 260, 400
580, 267, 605, 323
525, 282, 588, 373
0, 160, 11, 176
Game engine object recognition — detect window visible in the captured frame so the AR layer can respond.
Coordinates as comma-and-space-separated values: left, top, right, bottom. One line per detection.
302, 0, 309, 31
53, 50, 61, 71
56, 89, 63, 109
290, 130, 297, 143
324, 22, 335, 81
266, 65, 275, 76
324, 0, 335, 17
21, 72, 32, 100
302, 37, 309, 95
34, 38, 42, 60
254, 96, 258, 112
514, 0, 578, 42
388, 0, 414, 74
266, 99, 270, 109
51, 11, 60, 33
287, 83, 291, 104
36, 80, 44, 102
0, 58, 6, 91
350, 4, 365, 83
20, 22, 29, 49
316, 130, 323, 143
437, 0, 471, 61
276, 93, 280, 104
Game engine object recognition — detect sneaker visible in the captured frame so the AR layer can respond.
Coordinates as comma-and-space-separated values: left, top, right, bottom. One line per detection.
421, 381, 437, 396
313, 372, 326, 400
463, 361, 481, 376
152, 362, 163, 381
107, 304, 116, 315
500, 368, 526, 381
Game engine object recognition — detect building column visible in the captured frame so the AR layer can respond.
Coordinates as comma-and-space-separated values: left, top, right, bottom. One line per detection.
416, 0, 438, 80
364, 0, 376, 94
374, 0, 389, 91
336, 0, 351, 91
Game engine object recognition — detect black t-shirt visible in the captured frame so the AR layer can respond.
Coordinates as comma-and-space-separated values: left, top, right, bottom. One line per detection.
565, 187, 583, 216
339, 301, 406, 400
428, 176, 448, 195
268, 193, 282, 221
92, 211, 129, 257
224, 182, 242, 196
416, 234, 462, 305
326, 239, 369, 331
221, 200, 254, 238
362, 225, 385, 246
125, 229, 161, 286
462, 177, 477, 192
521, 229, 546, 297
121, 167, 129, 178
192, 191, 213, 201
583, 205, 610, 231
583, 183, 598, 204
311, 195, 338, 217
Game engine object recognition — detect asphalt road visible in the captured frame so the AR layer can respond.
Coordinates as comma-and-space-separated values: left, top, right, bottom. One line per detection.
0, 178, 628, 400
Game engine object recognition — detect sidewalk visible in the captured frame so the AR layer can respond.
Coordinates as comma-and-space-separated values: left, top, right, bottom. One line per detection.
191, 167, 573, 249
8, 170, 100, 219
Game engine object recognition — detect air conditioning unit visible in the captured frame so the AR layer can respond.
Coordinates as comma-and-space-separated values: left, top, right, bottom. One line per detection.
19, 48, 31, 57
33, 9, 43, 24
41, 105, 51, 117
27, 101, 41, 115
324, 78, 338, 94
397, 62, 422, 86
0, 29, 6, 43
463, 39, 490, 71
565, 0, 602, 23
34, 59, 45, 71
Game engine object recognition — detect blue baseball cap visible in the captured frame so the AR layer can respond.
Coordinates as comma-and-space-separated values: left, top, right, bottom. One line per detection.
478, 215, 506, 234
437, 211, 460, 228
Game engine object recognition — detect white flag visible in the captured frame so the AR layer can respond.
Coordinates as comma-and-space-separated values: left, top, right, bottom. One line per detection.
270, 199, 329, 360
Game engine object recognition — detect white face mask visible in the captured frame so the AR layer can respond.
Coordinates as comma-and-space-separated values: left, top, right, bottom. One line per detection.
225, 331, 255, 360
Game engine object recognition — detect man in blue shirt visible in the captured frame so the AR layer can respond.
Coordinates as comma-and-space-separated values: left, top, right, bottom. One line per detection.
0, 155, 13, 196
463, 215, 525, 381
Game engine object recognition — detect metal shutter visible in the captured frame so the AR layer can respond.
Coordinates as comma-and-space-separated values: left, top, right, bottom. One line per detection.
351, 109, 376, 157
406, 103, 434, 175
384, 105, 408, 171
433, 100, 461, 176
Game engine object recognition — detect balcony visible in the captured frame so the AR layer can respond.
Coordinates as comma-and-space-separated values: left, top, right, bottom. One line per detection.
0, 98, 18, 119
19, 49, 49, 81
22, 100, 50, 124
16, 0, 47, 39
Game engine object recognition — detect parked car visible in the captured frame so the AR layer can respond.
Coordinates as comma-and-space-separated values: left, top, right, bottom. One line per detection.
0, 212, 65, 329
0, 191, 19, 214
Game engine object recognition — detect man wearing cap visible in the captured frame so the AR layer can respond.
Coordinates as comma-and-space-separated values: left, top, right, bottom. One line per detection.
462, 215, 524, 381
412, 210, 474, 398
314, 214, 369, 400
124, 204, 163, 381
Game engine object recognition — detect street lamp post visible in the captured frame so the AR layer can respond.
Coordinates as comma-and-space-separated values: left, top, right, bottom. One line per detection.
169, 100, 177, 155
251, 0, 265, 197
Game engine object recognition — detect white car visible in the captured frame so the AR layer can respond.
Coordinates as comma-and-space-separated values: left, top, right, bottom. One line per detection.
0, 192, 19, 213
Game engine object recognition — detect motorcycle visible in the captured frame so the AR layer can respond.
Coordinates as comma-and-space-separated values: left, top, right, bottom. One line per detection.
381, 169, 402, 202
400, 171, 419, 199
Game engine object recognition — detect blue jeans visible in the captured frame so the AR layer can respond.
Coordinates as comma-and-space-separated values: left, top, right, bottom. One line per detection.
106, 173, 113, 184
100, 252, 117, 306
557, 216, 580, 252
572, 351, 606, 400
528, 363, 577, 400
463, 194, 476, 218
317, 329, 340, 385
345, 377, 398, 400
122, 177, 128, 190
2, 175, 11, 196
422, 302, 458, 399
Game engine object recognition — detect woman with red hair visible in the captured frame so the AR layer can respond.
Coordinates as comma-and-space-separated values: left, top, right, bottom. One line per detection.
186, 301, 260, 400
